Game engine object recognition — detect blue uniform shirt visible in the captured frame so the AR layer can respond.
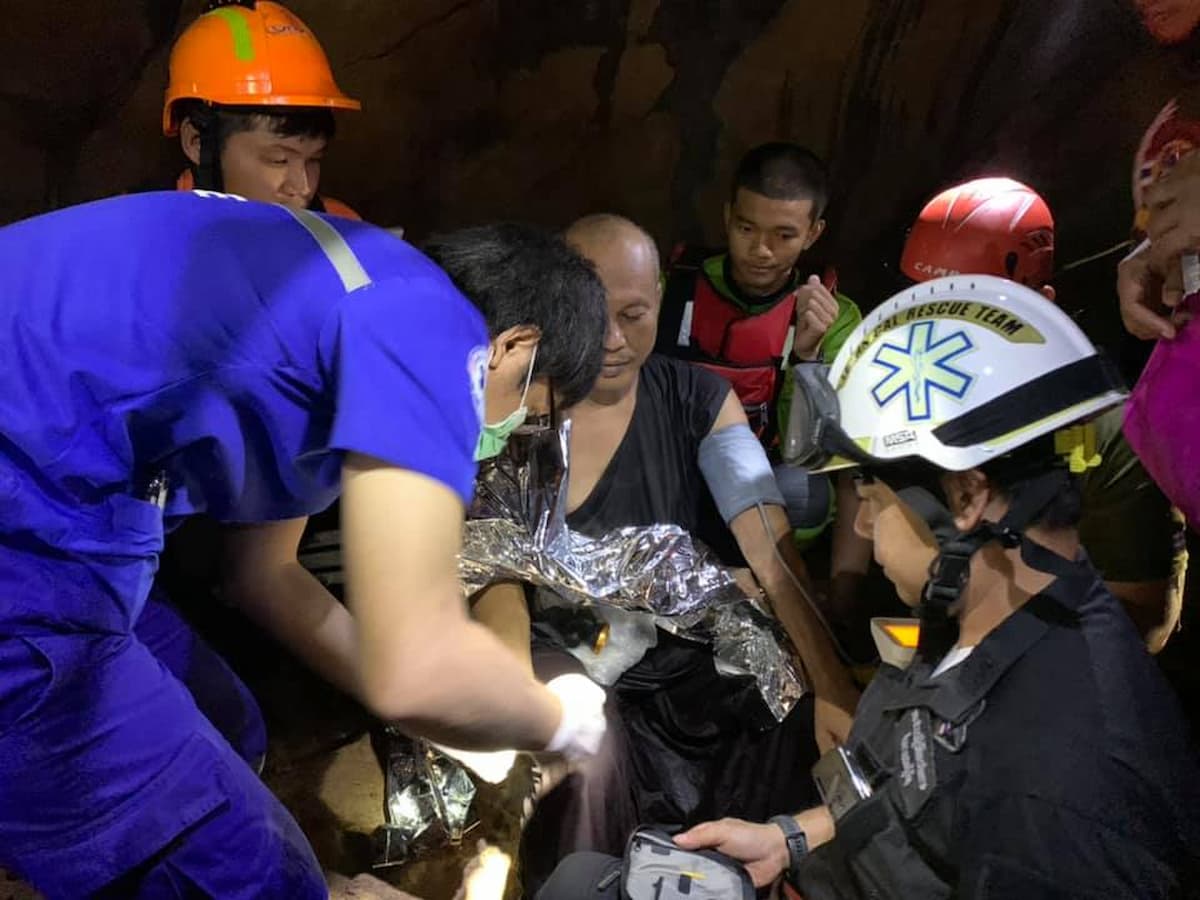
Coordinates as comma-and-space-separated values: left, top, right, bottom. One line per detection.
0, 191, 488, 633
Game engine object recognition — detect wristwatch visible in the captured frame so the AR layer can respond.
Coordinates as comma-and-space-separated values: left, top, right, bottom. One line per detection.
788, 347, 821, 367
769, 814, 809, 876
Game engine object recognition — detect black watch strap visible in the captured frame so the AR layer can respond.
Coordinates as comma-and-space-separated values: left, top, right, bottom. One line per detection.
769, 814, 809, 874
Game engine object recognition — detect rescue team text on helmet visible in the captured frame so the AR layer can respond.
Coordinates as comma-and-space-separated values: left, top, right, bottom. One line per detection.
900, 178, 1054, 288
782, 275, 1125, 474
785, 275, 1126, 663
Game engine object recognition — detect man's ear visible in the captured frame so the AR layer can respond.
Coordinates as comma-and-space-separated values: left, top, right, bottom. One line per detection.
941, 469, 991, 532
1039, 284, 1057, 304
723, 201, 733, 231
180, 119, 202, 167
488, 325, 541, 369
805, 217, 827, 250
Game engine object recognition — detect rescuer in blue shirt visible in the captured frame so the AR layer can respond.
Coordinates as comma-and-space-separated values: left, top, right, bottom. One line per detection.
0, 191, 609, 898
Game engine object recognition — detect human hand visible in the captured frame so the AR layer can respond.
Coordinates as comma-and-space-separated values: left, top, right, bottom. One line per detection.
1126, 150, 1200, 338
1118, 240, 1180, 340
674, 818, 789, 888
544, 673, 607, 761
792, 276, 840, 361
1146, 150, 1200, 271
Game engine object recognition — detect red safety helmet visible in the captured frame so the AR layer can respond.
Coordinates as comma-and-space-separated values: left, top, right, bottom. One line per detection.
900, 177, 1054, 287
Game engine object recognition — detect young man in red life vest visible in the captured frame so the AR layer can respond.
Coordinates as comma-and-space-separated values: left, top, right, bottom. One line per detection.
829, 177, 1184, 654
163, 0, 362, 219
657, 143, 862, 540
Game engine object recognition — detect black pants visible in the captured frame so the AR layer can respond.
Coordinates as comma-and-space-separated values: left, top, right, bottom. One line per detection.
535, 851, 623, 900
521, 633, 821, 894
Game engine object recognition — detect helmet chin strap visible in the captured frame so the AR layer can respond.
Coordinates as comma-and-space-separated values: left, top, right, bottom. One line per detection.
197, 130, 224, 193
187, 106, 224, 193
916, 468, 1075, 663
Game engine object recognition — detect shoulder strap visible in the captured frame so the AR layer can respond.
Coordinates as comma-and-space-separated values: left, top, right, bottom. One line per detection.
657, 246, 726, 356
872, 600, 1054, 725
657, 261, 703, 355
927, 602, 1052, 721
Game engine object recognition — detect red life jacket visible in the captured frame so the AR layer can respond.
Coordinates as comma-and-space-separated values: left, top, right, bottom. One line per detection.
685, 276, 796, 424
658, 249, 798, 436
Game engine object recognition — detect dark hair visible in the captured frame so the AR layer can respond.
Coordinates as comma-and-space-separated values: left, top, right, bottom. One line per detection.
732, 142, 830, 219
880, 434, 1081, 533
423, 223, 607, 408
987, 476, 1082, 530
980, 438, 1083, 530
176, 100, 337, 150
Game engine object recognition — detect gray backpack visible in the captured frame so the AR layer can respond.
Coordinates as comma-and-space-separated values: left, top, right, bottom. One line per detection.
620, 828, 756, 900
535, 828, 756, 899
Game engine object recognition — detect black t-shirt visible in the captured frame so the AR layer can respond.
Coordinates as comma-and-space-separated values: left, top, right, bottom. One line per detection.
298, 356, 737, 593
524, 356, 822, 890
567, 354, 736, 559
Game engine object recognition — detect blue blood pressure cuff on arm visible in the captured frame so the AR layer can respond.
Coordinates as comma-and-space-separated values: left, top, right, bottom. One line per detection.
698, 423, 786, 524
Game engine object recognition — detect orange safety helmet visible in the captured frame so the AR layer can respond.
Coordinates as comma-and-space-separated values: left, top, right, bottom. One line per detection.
163, 0, 360, 135
900, 177, 1055, 287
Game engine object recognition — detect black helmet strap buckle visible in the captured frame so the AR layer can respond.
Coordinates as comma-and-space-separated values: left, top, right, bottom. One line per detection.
916, 467, 1072, 661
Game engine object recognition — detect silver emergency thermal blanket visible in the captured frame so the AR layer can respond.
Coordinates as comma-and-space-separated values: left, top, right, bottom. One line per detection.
459, 422, 807, 721
374, 423, 806, 864
372, 729, 477, 868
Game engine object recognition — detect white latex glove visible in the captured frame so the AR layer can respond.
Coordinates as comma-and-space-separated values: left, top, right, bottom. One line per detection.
430, 745, 517, 785
543, 673, 607, 760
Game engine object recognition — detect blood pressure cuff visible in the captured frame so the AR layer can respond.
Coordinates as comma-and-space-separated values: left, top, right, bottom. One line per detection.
698, 423, 786, 524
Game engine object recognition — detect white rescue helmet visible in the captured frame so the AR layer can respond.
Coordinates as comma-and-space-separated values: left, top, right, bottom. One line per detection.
784, 275, 1127, 472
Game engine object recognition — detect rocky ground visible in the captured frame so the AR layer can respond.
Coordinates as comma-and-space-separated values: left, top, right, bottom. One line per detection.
228, 628, 531, 900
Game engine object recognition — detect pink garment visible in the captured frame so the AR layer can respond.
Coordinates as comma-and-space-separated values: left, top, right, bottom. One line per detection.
1124, 294, 1200, 527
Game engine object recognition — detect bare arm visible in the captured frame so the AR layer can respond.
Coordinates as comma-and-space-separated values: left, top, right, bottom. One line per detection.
470, 582, 534, 673
1108, 579, 1177, 653
340, 453, 562, 750
828, 472, 874, 623
223, 517, 363, 699
710, 391, 858, 712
